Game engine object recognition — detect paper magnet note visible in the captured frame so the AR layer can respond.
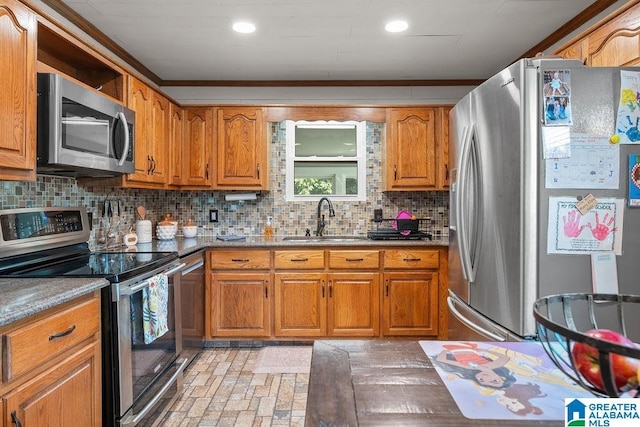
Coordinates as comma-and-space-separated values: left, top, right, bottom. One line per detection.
628, 154, 640, 207
591, 252, 619, 294
545, 133, 619, 189
615, 70, 640, 144
547, 197, 624, 255
542, 126, 571, 159
543, 70, 572, 127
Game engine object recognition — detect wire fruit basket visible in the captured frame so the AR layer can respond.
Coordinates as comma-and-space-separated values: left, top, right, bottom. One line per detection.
533, 293, 640, 397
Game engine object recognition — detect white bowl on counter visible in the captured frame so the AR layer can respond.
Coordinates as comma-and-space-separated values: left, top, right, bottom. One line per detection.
182, 225, 198, 238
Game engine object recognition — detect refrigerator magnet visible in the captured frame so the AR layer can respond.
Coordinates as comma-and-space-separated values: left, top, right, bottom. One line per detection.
542, 70, 572, 126
628, 154, 640, 206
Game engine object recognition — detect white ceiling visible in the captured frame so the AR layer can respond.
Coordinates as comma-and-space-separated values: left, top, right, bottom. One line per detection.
58, 0, 603, 82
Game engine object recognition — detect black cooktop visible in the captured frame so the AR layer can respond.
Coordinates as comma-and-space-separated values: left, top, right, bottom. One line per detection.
0, 244, 178, 283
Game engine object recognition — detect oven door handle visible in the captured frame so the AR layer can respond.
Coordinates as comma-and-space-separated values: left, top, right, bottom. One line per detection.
120, 357, 189, 427
120, 262, 186, 296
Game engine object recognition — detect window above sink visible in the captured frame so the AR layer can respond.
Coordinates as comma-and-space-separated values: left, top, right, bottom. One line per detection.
285, 120, 366, 202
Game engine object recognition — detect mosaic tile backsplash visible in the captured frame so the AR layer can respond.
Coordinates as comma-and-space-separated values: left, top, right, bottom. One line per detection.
0, 122, 449, 249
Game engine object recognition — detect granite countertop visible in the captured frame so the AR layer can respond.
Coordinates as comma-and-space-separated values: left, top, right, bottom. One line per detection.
0, 235, 448, 328
0, 277, 109, 327
148, 234, 449, 257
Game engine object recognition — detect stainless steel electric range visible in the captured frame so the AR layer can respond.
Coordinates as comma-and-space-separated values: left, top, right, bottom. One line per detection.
0, 207, 188, 426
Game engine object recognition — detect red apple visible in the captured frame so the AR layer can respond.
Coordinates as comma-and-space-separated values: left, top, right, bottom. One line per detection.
571, 329, 640, 392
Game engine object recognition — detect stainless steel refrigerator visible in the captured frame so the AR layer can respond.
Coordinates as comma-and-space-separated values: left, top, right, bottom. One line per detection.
448, 57, 640, 341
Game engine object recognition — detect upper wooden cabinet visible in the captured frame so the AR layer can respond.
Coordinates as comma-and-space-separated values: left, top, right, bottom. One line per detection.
555, 2, 640, 66
215, 107, 268, 190
125, 77, 169, 187
169, 102, 184, 186
385, 107, 438, 190
436, 106, 451, 189
182, 107, 214, 187
0, 0, 37, 182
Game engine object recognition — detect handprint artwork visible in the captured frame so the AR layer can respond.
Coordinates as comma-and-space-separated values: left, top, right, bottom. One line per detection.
562, 210, 617, 241
548, 198, 624, 255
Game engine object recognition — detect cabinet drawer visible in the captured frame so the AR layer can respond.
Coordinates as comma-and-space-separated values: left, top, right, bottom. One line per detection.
274, 250, 325, 269
2, 296, 100, 382
329, 250, 379, 269
210, 250, 271, 269
384, 249, 439, 269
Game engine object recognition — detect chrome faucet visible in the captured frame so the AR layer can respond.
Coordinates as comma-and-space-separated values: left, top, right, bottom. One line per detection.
315, 197, 335, 236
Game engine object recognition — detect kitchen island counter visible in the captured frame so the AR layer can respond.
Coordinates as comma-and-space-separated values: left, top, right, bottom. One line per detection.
307, 340, 564, 427
0, 277, 108, 326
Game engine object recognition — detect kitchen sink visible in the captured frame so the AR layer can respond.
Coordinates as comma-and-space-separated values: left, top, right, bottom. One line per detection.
282, 235, 368, 242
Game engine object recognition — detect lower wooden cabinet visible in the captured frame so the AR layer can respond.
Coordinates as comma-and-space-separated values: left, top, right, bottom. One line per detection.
3, 341, 101, 426
206, 246, 446, 340
210, 272, 271, 337
382, 271, 439, 336
0, 293, 102, 426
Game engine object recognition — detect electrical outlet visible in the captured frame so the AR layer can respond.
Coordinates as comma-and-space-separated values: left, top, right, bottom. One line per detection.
209, 209, 219, 222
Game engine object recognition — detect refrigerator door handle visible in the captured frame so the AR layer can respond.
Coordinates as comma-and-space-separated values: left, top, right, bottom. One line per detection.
457, 124, 479, 283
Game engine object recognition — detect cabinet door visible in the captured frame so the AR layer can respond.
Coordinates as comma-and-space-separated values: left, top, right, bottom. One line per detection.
437, 106, 451, 189
211, 272, 270, 337
386, 107, 436, 190
148, 90, 169, 183
169, 102, 183, 186
4, 341, 101, 426
0, 0, 36, 182
274, 272, 326, 337
382, 271, 439, 337
126, 77, 151, 182
215, 107, 267, 189
328, 273, 379, 337
183, 107, 213, 187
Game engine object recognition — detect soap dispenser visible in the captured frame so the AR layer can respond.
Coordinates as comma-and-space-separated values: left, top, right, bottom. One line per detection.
264, 216, 273, 238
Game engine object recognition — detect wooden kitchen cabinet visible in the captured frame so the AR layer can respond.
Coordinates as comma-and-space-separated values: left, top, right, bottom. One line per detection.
385, 107, 438, 190
182, 107, 214, 187
0, 0, 37, 182
207, 249, 272, 338
215, 107, 268, 190
125, 76, 169, 187
169, 102, 184, 186
382, 249, 440, 337
0, 293, 102, 426
555, 2, 640, 66
436, 106, 451, 188
274, 249, 380, 337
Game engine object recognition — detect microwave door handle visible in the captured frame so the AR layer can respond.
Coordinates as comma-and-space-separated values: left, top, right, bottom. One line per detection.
116, 111, 130, 166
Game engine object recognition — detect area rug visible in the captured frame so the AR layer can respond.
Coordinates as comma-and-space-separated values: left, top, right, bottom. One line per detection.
419, 341, 592, 421
252, 346, 313, 374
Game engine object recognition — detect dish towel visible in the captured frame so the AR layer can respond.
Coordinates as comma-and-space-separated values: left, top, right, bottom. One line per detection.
142, 273, 169, 344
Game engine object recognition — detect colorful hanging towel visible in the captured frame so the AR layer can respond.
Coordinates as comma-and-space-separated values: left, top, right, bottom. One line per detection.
142, 273, 169, 344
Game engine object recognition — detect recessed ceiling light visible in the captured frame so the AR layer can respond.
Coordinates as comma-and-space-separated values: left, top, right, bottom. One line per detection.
232, 22, 256, 34
385, 20, 408, 33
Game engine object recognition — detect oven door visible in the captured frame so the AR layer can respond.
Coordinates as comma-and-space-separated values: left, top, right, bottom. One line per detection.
113, 261, 186, 425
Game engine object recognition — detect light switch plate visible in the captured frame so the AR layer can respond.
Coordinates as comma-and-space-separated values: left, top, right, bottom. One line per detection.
209, 209, 219, 222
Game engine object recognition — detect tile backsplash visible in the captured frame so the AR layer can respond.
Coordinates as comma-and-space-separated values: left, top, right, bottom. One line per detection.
0, 122, 449, 249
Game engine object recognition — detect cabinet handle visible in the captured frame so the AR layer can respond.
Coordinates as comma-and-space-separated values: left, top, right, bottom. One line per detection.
290, 258, 309, 262
393, 164, 397, 181
11, 411, 22, 427
445, 163, 449, 181
322, 280, 325, 298
385, 279, 389, 297
403, 258, 421, 262
265, 281, 268, 298
345, 258, 364, 262
257, 163, 261, 179
231, 258, 250, 263
147, 155, 152, 174
206, 163, 209, 179
329, 280, 333, 298
49, 324, 76, 341
151, 156, 156, 174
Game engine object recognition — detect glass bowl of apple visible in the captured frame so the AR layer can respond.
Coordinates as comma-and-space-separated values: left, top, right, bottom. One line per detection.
533, 293, 640, 398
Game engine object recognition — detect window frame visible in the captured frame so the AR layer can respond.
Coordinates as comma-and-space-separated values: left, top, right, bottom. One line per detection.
285, 120, 367, 202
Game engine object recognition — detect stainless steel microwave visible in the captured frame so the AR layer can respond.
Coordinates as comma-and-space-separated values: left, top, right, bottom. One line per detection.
37, 73, 135, 177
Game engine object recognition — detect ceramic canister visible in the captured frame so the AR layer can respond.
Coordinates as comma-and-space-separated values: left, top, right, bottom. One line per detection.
135, 220, 152, 243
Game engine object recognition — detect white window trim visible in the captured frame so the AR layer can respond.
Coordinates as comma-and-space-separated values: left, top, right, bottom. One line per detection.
285, 120, 367, 202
